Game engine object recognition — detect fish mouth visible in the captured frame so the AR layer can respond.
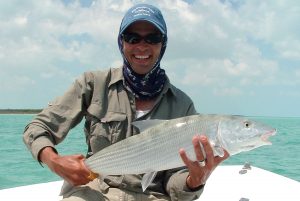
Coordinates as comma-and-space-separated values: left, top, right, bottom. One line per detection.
261, 129, 277, 144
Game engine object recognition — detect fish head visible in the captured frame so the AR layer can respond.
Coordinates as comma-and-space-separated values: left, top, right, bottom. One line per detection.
218, 116, 276, 155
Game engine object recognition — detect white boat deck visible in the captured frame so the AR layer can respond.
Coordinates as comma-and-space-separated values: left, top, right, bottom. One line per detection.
1, 165, 299, 200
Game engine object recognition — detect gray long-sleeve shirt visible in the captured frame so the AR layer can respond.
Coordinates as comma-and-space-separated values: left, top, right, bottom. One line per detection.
23, 67, 203, 200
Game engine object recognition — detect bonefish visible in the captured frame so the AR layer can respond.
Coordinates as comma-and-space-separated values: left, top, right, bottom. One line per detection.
60, 114, 276, 194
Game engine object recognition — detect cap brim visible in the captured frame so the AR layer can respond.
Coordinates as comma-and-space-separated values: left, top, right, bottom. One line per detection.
120, 19, 165, 35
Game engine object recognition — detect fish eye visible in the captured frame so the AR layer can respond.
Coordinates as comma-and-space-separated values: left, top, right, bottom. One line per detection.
244, 121, 251, 128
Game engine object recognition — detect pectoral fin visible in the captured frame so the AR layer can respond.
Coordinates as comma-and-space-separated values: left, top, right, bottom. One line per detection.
214, 146, 225, 157
141, 171, 157, 192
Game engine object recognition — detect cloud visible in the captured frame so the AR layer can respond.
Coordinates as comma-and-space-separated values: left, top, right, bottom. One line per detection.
161, 0, 295, 88
0, 0, 299, 116
230, 0, 300, 61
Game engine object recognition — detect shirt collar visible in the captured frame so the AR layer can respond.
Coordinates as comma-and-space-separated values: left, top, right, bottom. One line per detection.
161, 76, 177, 97
108, 67, 124, 87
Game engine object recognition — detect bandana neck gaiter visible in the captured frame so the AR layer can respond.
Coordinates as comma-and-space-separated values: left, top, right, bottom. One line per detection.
122, 61, 166, 100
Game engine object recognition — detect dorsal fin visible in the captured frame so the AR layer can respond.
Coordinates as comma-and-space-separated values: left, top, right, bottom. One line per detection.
132, 119, 166, 132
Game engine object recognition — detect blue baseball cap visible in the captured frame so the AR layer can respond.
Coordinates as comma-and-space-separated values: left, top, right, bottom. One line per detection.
119, 4, 167, 36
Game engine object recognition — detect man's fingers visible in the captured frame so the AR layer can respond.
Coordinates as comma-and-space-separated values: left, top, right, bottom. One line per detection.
179, 148, 190, 166
192, 135, 206, 162
199, 135, 214, 167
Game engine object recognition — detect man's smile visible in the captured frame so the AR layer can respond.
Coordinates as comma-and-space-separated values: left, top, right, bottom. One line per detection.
134, 55, 150, 59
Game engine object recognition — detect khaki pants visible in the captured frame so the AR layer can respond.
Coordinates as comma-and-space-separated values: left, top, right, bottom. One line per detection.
61, 179, 170, 201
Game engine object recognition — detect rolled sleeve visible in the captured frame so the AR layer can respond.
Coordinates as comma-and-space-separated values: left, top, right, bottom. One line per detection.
23, 124, 56, 160
23, 72, 93, 161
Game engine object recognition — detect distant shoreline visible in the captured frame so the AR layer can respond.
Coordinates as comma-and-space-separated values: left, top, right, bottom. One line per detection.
0, 109, 42, 114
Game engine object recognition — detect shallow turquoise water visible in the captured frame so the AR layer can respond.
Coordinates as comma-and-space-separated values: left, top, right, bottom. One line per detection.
0, 114, 299, 189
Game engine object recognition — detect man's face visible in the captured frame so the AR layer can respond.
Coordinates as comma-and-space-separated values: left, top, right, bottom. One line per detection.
122, 21, 162, 75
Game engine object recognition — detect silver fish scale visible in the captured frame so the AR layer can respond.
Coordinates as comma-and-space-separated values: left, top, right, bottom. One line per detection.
85, 115, 220, 175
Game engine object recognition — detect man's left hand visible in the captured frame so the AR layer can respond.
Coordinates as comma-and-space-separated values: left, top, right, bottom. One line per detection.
179, 135, 229, 189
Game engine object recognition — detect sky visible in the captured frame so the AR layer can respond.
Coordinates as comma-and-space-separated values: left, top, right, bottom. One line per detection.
0, 0, 299, 117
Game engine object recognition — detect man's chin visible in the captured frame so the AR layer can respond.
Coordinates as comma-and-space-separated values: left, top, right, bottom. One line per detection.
131, 65, 153, 75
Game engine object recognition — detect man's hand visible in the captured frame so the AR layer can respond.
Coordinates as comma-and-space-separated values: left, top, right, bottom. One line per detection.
39, 147, 97, 186
179, 135, 229, 189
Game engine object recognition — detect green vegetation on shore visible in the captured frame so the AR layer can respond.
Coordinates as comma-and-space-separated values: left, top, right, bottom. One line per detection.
0, 109, 42, 114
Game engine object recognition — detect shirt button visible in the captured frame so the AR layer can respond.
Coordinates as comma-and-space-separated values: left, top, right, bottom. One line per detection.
29, 134, 34, 143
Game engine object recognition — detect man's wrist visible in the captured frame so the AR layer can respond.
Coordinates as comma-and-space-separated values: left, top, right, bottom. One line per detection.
38, 146, 58, 164
186, 175, 205, 191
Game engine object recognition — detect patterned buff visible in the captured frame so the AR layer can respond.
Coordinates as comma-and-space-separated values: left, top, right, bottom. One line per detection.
118, 4, 168, 100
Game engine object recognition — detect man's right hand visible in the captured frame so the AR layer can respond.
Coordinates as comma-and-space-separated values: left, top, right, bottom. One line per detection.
39, 147, 94, 186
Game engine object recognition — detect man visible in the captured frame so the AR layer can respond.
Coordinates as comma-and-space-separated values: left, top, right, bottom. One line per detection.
23, 4, 228, 201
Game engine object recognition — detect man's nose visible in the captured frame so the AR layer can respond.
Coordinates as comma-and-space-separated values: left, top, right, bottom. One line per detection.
136, 40, 149, 51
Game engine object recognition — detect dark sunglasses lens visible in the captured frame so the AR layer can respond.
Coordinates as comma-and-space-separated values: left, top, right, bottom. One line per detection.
123, 33, 163, 44
145, 34, 163, 44
123, 33, 141, 44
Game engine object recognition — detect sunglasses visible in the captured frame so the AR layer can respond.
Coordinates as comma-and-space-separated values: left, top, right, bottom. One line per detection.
122, 32, 164, 45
